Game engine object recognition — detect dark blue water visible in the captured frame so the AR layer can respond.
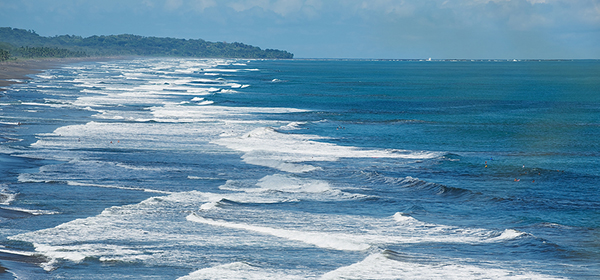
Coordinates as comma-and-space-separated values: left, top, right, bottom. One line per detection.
0, 58, 598, 279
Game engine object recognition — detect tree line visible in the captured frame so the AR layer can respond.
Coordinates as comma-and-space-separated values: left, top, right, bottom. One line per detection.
0, 27, 293, 59
14, 46, 87, 58
0, 49, 9, 61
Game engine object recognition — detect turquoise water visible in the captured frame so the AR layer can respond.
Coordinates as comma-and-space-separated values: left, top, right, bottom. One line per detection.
0, 58, 599, 279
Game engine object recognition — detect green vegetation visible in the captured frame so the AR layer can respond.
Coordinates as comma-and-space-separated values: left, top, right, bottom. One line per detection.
0, 42, 10, 61
0, 27, 293, 59
15, 46, 87, 58
0, 49, 9, 61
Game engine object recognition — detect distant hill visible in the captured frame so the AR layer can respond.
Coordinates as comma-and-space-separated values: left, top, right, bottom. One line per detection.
0, 27, 293, 60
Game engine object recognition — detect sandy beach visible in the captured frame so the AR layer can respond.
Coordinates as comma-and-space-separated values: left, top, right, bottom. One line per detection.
0, 60, 48, 91
0, 57, 120, 92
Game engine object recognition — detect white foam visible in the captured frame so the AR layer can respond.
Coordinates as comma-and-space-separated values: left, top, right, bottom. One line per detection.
218, 89, 238, 94
256, 174, 332, 193
197, 182, 304, 205
278, 121, 307, 130
28, 121, 228, 152
8, 191, 214, 269
386, 212, 530, 244
242, 152, 321, 173
187, 176, 220, 180
0, 121, 21, 126
392, 212, 419, 223
199, 201, 219, 210
321, 252, 562, 280
202, 68, 259, 73
9, 189, 354, 271
32, 243, 150, 271
491, 229, 527, 240
149, 104, 307, 124
35, 74, 55, 79
182, 208, 529, 253
0, 207, 59, 215
213, 127, 441, 173
178, 262, 307, 280
197, 100, 214, 105
0, 248, 36, 257
0, 186, 17, 205
7, 187, 535, 274
215, 174, 368, 202
186, 213, 371, 251
20, 102, 73, 108
66, 181, 172, 194
115, 162, 166, 171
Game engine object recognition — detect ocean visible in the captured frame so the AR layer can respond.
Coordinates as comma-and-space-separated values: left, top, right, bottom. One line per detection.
0, 58, 598, 279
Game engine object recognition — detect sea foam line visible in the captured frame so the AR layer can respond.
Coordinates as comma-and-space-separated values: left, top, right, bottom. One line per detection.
177, 262, 308, 280
66, 181, 173, 194
213, 126, 442, 173
321, 251, 564, 280
186, 213, 371, 251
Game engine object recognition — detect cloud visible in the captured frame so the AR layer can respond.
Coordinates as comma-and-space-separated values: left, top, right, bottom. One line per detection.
191, 0, 217, 12
225, 0, 321, 17
165, 0, 184, 10
358, 0, 417, 16
271, 0, 305, 16
1, 0, 598, 58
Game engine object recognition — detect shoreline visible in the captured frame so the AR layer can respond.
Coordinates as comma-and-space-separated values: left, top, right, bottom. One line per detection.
0, 56, 120, 277
0, 57, 122, 92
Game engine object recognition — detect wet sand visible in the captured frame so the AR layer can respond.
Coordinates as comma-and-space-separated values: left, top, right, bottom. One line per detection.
0, 57, 120, 91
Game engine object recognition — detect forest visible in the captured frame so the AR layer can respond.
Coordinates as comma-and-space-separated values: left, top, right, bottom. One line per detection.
0, 49, 8, 61
0, 27, 293, 60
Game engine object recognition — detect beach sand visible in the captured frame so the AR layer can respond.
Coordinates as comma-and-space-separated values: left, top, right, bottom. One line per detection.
0, 57, 119, 92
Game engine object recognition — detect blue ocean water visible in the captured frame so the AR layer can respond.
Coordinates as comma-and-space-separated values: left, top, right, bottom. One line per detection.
0, 58, 599, 279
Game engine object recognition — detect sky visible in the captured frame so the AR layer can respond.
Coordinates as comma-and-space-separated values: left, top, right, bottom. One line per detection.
1, 0, 599, 59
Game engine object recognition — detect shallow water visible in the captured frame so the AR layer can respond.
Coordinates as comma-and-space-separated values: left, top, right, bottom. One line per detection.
0, 58, 598, 279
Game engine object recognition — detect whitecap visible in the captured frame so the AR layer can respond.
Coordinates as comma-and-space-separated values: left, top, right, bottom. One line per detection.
178, 262, 307, 280
0, 186, 17, 205
213, 127, 441, 173
186, 213, 371, 251
256, 174, 332, 193
321, 251, 563, 280
490, 229, 527, 241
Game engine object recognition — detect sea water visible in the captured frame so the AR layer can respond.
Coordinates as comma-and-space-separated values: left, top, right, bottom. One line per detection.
0, 58, 599, 279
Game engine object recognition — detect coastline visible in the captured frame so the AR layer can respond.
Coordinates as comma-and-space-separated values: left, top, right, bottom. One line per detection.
0, 56, 119, 277
0, 57, 120, 92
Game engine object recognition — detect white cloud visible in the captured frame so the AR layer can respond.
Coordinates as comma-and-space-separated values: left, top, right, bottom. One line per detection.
191, 0, 217, 12
165, 0, 184, 10
141, 0, 156, 8
226, 0, 320, 16
359, 0, 416, 16
352, 0, 600, 31
228, 0, 270, 12
1, 0, 597, 58
272, 0, 305, 16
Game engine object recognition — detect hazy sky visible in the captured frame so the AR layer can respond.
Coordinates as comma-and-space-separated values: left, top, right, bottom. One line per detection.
1, 0, 599, 59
